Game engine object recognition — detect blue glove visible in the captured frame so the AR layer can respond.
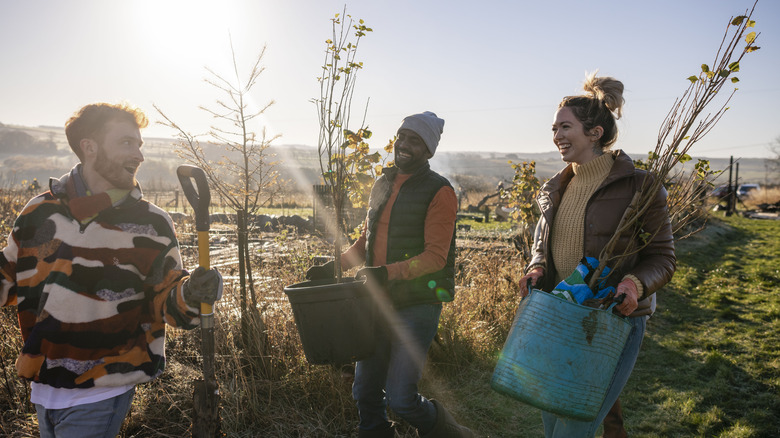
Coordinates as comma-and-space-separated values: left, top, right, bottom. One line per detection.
551, 257, 615, 304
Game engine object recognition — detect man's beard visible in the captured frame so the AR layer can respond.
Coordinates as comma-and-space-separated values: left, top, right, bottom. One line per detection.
94, 145, 138, 190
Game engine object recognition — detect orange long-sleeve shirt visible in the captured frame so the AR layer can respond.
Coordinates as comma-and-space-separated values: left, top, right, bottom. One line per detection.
341, 173, 458, 281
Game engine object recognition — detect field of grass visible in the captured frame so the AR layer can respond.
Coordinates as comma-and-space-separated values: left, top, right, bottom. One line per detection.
1, 185, 779, 436
623, 215, 780, 438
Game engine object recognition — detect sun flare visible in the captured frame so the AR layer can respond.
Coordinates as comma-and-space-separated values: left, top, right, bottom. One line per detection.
133, 0, 236, 66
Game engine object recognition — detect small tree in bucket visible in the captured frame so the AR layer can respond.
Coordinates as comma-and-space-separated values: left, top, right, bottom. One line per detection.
281, 9, 387, 366
341, 136, 395, 241
589, 2, 761, 288
312, 9, 373, 278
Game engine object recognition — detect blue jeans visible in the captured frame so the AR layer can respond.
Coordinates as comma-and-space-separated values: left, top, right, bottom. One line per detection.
35, 387, 135, 438
353, 303, 442, 433
542, 315, 646, 438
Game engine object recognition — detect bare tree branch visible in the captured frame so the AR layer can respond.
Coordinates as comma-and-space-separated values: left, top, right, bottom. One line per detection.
590, 2, 761, 287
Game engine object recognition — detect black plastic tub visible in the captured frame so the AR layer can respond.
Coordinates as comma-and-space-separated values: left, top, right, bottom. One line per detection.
283, 277, 375, 365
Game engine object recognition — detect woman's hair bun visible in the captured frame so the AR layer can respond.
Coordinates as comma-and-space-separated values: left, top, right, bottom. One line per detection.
583, 71, 625, 119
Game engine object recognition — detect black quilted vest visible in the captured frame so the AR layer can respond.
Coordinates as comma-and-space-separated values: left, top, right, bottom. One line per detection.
365, 163, 457, 308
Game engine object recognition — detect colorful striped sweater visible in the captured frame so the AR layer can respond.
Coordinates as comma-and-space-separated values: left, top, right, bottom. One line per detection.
0, 166, 200, 389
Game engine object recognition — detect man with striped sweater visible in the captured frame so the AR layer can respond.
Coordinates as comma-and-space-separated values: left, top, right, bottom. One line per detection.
0, 103, 222, 438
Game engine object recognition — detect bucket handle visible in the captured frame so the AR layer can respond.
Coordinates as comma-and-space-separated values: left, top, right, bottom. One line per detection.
607, 294, 627, 315
527, 281, 627, 315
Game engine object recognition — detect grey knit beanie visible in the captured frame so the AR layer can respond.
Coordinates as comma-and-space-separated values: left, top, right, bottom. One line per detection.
397, 111, 445, 156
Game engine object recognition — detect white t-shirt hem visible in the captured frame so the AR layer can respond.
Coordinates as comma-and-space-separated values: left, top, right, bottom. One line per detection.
31, 382, 135, 409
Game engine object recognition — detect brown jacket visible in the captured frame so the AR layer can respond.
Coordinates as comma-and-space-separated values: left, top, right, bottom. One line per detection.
528, 150, 676, 316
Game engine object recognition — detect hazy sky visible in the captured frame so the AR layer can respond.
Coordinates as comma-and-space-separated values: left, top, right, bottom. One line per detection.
1, 0, 778, 158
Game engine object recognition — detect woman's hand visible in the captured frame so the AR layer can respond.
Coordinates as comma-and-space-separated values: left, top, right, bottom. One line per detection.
519, 267, 544, 298
615, 278, 639, 316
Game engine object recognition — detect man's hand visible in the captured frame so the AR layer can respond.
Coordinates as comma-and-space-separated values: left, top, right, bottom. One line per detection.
356, 266, 388, 286
183, 266, 223, 308
306, 260, 336, 281
615, 278, 639, 316
519, 267, 544, 298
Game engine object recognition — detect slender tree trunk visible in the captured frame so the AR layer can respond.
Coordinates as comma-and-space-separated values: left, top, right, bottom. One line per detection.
334, 201, 343, 281
237, 209, 248, 343
245, 228, 259, 309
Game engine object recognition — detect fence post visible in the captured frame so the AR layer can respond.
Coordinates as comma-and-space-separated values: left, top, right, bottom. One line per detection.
726, 156, 734, 216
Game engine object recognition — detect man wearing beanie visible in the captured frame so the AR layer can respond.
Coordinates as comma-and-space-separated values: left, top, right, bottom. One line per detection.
307, 112, 473, 437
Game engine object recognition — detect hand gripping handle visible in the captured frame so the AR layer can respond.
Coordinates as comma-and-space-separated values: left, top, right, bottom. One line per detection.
176, 165, 212, 315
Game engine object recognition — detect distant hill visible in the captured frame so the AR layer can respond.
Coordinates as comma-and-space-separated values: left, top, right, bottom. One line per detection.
0, 123, 774, 191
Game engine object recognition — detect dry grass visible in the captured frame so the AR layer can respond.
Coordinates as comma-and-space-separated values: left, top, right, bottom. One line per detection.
0, 186, 535, 437
22, 184, 775, 436
437, 243, 526, 367
741, 186, 780, 210
4, 181, 777, 436
116, 229, 373, 437
0, 189, 38, 437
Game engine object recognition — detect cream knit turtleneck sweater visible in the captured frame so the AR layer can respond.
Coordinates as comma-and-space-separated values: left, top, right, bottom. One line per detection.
550, 152, 614, 283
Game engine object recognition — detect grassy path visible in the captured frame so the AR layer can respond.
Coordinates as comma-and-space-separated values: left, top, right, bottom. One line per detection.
623, 216, 780, 438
